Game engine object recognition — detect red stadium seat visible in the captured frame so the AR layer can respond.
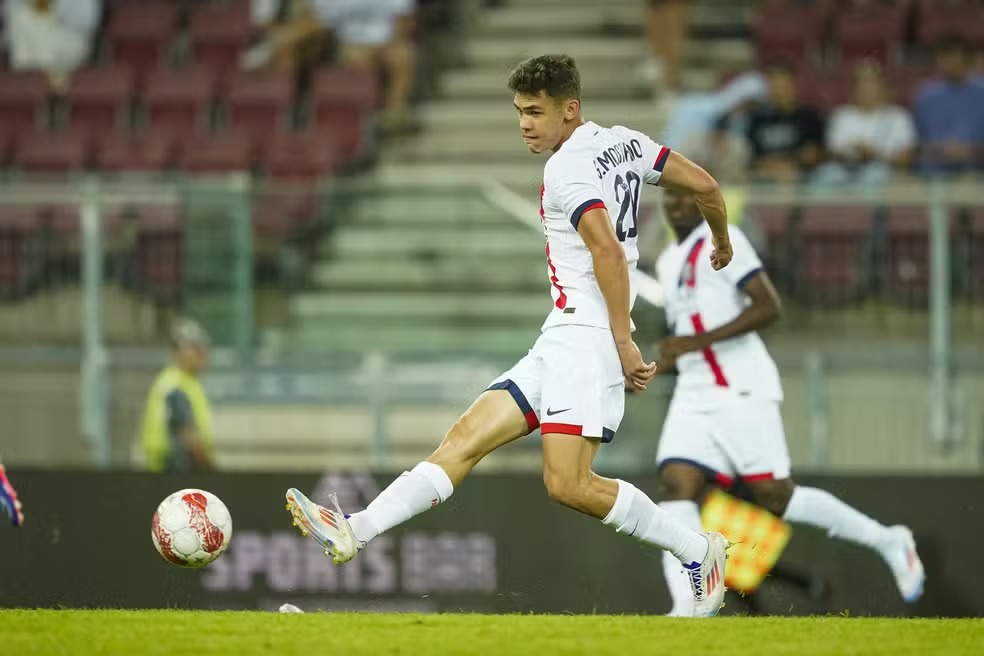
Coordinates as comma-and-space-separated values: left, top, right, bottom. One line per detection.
142, 67, 217, 147
915, 0, 984, 46
832, 6, 906, 68
795, 66, 852, 113
188, 5, 254, 86
882, 207, 931, 305
0, 71, 49, 150
962, 208, 984, 300
107, 3, 179, 87
95, 130, 176, 172
15, 130, 91, 173
311, 67, 379, 163
263, 131, 337, 181
885, 66, 934, 107
179, 130, 255, 173
0, 207, 42, 300
753, 4, 825, 67
747, 205, 795, 290
796, 206, 874, 304
67, 68, 135, 142
134, 208, 183, 304
226, 70, 295, 146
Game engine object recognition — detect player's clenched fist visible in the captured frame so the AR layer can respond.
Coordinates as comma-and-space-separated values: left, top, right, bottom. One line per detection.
710, 234, 733, 270
617, 339, 657, 392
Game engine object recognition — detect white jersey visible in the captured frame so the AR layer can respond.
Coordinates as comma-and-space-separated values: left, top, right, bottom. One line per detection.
539, 121, 671, 331
656, 223, 783, 404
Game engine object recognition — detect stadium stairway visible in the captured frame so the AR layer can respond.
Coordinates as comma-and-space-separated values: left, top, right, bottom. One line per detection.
282, 184, 548, 359
376, 0, 754, 194
278, 0, 754, 360
238, 0, 753, 471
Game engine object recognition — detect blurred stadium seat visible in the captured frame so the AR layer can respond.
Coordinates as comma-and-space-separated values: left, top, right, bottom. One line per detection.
225, 70, 296, 148
797, 206, 874, 304
263, 131, 338, 181
142, 67, 218, 147
188, 4, 254, 86
107, 3, 180, 87
66, 67, 136, 142
965, 208, 984, 300
311, 67, 379, 164
15, 130, 91, 173
747, 204, 795, 291
132, 207, 182, 304
0, 206, 42, 300
179, 130, 255, 173
832, 4, 906, 68
753, 3, 824, 66
0, 71, 49, 154
96, 130, 176, 172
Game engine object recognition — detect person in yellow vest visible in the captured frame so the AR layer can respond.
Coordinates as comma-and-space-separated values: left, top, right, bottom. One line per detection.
139, 318, 216, 473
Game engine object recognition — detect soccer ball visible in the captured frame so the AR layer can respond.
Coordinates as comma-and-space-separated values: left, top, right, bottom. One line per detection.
151, 488, 232, 568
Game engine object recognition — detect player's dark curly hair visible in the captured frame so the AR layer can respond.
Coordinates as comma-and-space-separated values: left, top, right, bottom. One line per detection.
507, 55, 581, 100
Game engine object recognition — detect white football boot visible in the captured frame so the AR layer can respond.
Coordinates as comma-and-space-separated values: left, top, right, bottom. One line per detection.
683, 531, 729, 617
881, 525, 925, 602
285, 487, 364, 564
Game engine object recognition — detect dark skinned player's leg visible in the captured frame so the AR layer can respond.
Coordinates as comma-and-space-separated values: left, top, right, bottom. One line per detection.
658, 461, 710, 616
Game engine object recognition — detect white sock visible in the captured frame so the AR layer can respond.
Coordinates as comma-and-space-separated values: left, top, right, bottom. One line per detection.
602, 479, 708, 565
660, 500, 702, 616
783, 486, 891, 553
346, 462, 453, 543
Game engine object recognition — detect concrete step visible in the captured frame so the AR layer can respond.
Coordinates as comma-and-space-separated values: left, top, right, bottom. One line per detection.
388, 109, 665, 163
500, 0, 652, 8
416, 99, 664, 132
326, 225, 543, 258
288, 322, 541, 356
441, 66, 649, 101
463, 37, 640, 68
311, 257, 546, 292
476, 5, 751, 37
373, 161, 548, 187
291, 292, 550, 322
332, 187, 521, 226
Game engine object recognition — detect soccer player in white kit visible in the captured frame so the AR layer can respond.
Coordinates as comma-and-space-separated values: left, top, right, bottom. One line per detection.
284, 54, 735, 616
653, 186, 927, 616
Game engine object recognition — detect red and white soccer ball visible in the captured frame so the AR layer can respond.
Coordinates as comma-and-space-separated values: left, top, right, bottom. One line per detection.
151, 488, 233, 568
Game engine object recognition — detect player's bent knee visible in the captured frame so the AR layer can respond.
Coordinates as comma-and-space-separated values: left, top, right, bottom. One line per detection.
543, 469, 586, 509
435, 416, 486, 464
748, 478, 795, 516
658, 463, 705, 501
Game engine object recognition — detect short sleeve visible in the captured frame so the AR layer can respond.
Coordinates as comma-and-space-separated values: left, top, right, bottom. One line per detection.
885, 108, 916, 156
826, 107, 854, 157
720, 225, 764, 289
546, 158, 606, 230
639, 135, 672, 185
165, 388, 195, 432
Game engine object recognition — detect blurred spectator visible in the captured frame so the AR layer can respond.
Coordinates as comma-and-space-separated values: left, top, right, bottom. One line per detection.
663, 71, 767, 183
314, 0, 417, 133
3, 0, 100, 90
247, 0, 330, 72
249, 0, 417, 133
735, 64, 825, 182
138, 319, 216, 474
813, 62, 916, 185
638, 0, 690, 95
914, 35, 984, 174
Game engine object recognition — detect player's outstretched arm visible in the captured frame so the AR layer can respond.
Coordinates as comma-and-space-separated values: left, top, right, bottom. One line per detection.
578, 208, 656, 391
659, 272, 782, 364
659, 152, 733, 270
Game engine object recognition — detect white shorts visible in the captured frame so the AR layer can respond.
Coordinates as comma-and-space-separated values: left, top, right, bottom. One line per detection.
655, 395, 792, 485
487, 325, 625, 441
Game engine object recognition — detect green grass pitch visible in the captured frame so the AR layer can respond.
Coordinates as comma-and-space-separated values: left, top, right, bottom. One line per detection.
1, 610, 981, 655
